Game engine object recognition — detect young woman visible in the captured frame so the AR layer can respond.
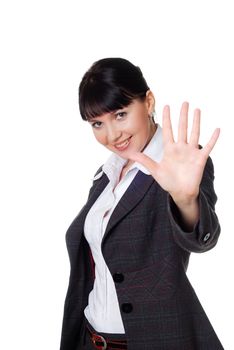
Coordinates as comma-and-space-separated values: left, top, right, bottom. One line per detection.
60, 58, 224, 349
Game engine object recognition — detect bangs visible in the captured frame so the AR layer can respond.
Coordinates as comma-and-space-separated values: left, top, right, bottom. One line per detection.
79, 82, 147, 121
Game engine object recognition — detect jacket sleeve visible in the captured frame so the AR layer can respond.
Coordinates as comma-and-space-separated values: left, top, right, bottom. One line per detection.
167, 154, 221, 253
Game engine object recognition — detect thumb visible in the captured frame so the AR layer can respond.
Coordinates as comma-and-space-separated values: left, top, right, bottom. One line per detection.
128, 151, 159, 174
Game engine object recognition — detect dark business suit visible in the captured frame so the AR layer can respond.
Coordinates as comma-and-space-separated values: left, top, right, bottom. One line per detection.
60, 152, 224, 350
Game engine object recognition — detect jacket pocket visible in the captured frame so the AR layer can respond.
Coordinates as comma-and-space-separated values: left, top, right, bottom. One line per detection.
117, 252, 181, 302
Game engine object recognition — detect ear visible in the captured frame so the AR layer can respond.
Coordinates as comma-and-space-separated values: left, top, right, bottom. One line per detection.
145, 90, 156, 114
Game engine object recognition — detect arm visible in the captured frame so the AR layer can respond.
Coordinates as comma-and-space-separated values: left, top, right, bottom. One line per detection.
167, 155, 221, 253
126, 102, 221, 253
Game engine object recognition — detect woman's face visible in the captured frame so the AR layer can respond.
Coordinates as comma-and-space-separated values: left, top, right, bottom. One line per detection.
88, 90, 156, 164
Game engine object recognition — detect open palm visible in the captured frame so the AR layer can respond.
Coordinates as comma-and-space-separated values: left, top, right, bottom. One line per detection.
129, 102, 220, 202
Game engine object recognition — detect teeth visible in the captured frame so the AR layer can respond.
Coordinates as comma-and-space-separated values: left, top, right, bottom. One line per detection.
116, 138, 130, 148
118, 140, 128, 147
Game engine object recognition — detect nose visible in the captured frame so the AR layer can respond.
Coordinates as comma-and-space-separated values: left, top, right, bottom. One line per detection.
106, 124, 122, 144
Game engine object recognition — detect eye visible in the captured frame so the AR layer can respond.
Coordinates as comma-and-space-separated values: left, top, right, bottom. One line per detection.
116, 111, 127, 119
91, 121, 102, 129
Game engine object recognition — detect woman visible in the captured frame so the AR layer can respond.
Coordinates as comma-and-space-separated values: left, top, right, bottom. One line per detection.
60, 58, 224, 349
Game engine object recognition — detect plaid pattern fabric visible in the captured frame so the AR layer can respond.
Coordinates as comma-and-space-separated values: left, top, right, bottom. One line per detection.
60, 156, 224, 350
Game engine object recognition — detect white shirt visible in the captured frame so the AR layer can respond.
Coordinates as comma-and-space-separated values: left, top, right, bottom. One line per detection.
84, 124, 164, 333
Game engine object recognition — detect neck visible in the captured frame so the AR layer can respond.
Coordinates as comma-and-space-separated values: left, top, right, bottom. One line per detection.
143, 122, 157, 151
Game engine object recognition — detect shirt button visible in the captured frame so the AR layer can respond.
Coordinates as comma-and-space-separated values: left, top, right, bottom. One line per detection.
113, 272, 124, 283
203, 232, 211, 242
121, 303, 133, 313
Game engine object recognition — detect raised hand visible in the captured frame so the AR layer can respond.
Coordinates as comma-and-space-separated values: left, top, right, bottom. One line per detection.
128, 101, 220, 204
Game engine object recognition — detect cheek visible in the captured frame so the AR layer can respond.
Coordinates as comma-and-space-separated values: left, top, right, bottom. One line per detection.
125, 117, 141, 133
93, 131, 107, 145
130, 115, 149, 134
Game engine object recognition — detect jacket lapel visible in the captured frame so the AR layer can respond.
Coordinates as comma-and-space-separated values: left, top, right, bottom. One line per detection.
66, 174, 109, 244
102, 170, 155, 244
67, 170, 154, 246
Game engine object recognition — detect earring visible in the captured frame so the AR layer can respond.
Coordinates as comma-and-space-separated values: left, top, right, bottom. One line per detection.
148, 111, 156, 125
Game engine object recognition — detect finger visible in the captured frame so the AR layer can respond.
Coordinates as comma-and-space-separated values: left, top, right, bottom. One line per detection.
189, 108, 200, 147
201, 128, 221, 157
162, 105, 174, 146
178, 101, 189, 143
128, 152, 159, 175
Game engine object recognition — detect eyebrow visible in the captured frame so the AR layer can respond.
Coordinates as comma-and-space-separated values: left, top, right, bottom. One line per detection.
87, 117, 105, 123
87, 109, 124, 123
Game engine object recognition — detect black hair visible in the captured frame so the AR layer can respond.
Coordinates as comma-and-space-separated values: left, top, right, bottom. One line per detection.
78, 57, 150, 121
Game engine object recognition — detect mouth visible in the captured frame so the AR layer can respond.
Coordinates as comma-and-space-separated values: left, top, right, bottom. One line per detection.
114, 137, 132, 151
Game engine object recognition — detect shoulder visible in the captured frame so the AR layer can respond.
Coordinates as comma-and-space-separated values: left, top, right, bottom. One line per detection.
86, 164, 105, 201
92, 164, 104, 180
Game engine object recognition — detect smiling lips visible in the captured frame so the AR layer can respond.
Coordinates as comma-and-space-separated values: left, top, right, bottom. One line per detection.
114, 137, 132, 151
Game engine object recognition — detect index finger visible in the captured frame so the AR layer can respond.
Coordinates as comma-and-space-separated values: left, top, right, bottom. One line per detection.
162, 105, 174, 145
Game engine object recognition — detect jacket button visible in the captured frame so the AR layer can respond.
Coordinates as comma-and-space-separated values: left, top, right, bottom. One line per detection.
113, 273, 124, 283
203, 232, 211, 242
121, 303, 133, 313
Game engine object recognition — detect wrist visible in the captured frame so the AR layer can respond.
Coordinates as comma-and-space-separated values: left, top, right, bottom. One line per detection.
169, 191, 199, 206
169, 192, 200, 232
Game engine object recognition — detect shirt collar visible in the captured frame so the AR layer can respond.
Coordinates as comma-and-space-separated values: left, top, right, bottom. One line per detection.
127, 123, 164, 175
93, 123, 164, 182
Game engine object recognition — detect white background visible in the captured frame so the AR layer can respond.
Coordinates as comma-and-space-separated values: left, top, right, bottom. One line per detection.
0, 0, 233, 349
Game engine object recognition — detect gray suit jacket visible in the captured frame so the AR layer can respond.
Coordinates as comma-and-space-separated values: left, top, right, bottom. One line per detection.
60, 154, 224, 350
